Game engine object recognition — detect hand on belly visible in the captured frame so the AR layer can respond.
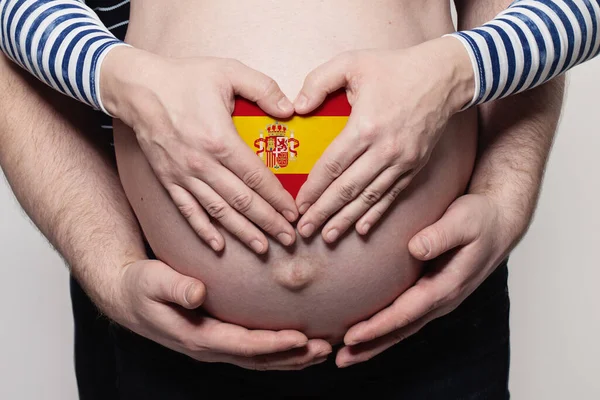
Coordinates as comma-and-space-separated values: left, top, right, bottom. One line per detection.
114, 89, 476, 343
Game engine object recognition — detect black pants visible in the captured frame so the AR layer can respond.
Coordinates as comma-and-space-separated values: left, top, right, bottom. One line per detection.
71, 261, 511, 399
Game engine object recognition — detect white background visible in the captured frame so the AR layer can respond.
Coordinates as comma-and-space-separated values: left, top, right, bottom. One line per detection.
0, 35, 599, 400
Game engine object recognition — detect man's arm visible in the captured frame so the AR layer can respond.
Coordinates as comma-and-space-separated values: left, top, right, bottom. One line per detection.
449, 0, 598, 108
0, 53, 330, 370
332, 0, 566, 367
456, 0, 566, 224
0, 52, 145, 311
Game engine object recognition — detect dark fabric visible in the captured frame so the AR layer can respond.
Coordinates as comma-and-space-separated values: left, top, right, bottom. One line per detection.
106, 262, 511, 399
70, 277, 118, 400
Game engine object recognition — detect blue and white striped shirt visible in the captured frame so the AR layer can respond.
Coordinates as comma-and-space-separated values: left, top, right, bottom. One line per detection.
0, 0, 129, 114
449, 0, 600, 108
0, 0, 599, 116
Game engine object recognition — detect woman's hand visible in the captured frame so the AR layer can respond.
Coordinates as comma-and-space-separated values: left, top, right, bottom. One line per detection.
334, 193, 523, 368
101, 47, 298, 254
109, 259, 332, 371
293, 37, 474, 242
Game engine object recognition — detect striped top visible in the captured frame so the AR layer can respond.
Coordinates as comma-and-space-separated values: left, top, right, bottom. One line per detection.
448, 0, 600, 108
0, 0, 598, 119
0, 0, 128, 115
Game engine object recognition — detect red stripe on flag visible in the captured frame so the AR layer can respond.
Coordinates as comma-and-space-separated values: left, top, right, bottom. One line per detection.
232, 90, 351, 117
276, 174, 308, 199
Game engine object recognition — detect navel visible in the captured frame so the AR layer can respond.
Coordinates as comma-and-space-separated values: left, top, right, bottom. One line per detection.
271, 256, 321, 292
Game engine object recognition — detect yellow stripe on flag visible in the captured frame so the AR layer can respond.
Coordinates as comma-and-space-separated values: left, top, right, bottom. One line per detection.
233, 116, 348, 175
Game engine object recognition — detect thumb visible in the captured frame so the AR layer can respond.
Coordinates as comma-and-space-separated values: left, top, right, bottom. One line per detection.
226, 60, 294, 118
294, 52, 352, 114
408, 200, 480, 261
144, 262, 207, 310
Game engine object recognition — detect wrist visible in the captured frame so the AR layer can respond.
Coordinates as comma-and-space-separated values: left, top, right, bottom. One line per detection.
100, 46, 165, 123
432, 35, 477, 112
70, 243, 146, 320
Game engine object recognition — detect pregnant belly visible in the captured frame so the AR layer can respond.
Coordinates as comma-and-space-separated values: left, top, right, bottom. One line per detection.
114, 90, 477, 343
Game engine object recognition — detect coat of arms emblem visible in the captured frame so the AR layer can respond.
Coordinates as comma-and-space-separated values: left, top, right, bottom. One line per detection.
254, 122, 300, 170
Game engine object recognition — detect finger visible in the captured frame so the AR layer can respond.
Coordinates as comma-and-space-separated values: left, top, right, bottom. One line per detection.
228, 339, 332, 371
407, 198, 481, 261
218, 119, 299, 223
297, 151, 389, 240
199, 164, 296, 247
355, 171, 417, 235
141, 261, 207, 310
320, 164, 406, 242
294, 52, 353, 114
186, 178, 270, 254
168, 184, 225, 252
295, 118, 367, 220
343, 276, 453, 346
336, 313, 438, 368
194, 317, 310, 357
226, 59, 294, 117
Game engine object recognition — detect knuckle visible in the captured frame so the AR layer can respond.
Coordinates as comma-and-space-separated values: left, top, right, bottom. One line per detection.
183, 336, 210, 354
177, 203, 197, 219
324, 159, 344, 179
337, 180, 360, 202
392, 330, 408, 344
402, 147, 424, 167
230, 192, 254, 214
238, 343, 260, 358
242, 168, 266, 190
357, 118, 380, 142
185, 154, 207, 174
393, 312, 415, 330
386, 184, 404, 202
360, 187, 382, 206
203, 135, 229, 158
259, 77, 280, 100
205, 201, 228, 220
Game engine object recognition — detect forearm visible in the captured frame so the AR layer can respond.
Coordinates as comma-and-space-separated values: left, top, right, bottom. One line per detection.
458, 0, 566, 239
0, 53, 145, 314
450, 0, 598, 108
0, 0, 128, 114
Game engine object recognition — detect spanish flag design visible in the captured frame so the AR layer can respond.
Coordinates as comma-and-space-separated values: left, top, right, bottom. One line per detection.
233, 91, 351, 198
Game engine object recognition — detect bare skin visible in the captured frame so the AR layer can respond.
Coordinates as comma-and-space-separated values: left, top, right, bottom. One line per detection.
113, 0, 477, 343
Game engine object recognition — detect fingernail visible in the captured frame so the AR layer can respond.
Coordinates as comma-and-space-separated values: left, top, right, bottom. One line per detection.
317, 349, 333, 357
325, 229, 339, 242
184, 284, 199, 306
338, 360, 355, 369
282, 209, 297, 222
292, 341, 309, 349
300, 223, 315, 238
298, 203, 310, 214
313, 357, 329, 365
277, 232, 294, 246
278, 97, 293, 112
416, 235, 431, 257
250, 240, 265, 253
295, 94, 308, 110
209, 239, 221, 252
360, 224, 371, 235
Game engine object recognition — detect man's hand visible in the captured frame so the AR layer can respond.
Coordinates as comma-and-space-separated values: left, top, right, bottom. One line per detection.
334, 193, 519, 368
110, 259, 332, 371
293, 36, 475, 242
102, 47, 298, 254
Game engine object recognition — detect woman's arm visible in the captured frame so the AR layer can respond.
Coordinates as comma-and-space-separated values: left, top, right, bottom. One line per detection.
0, 0, 300, 253
450, 0, 599, 108
0, 0, 127, 113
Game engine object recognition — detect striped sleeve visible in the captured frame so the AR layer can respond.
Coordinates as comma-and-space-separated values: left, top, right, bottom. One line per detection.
448, 0, 600, 109
0, 0, 129, 115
